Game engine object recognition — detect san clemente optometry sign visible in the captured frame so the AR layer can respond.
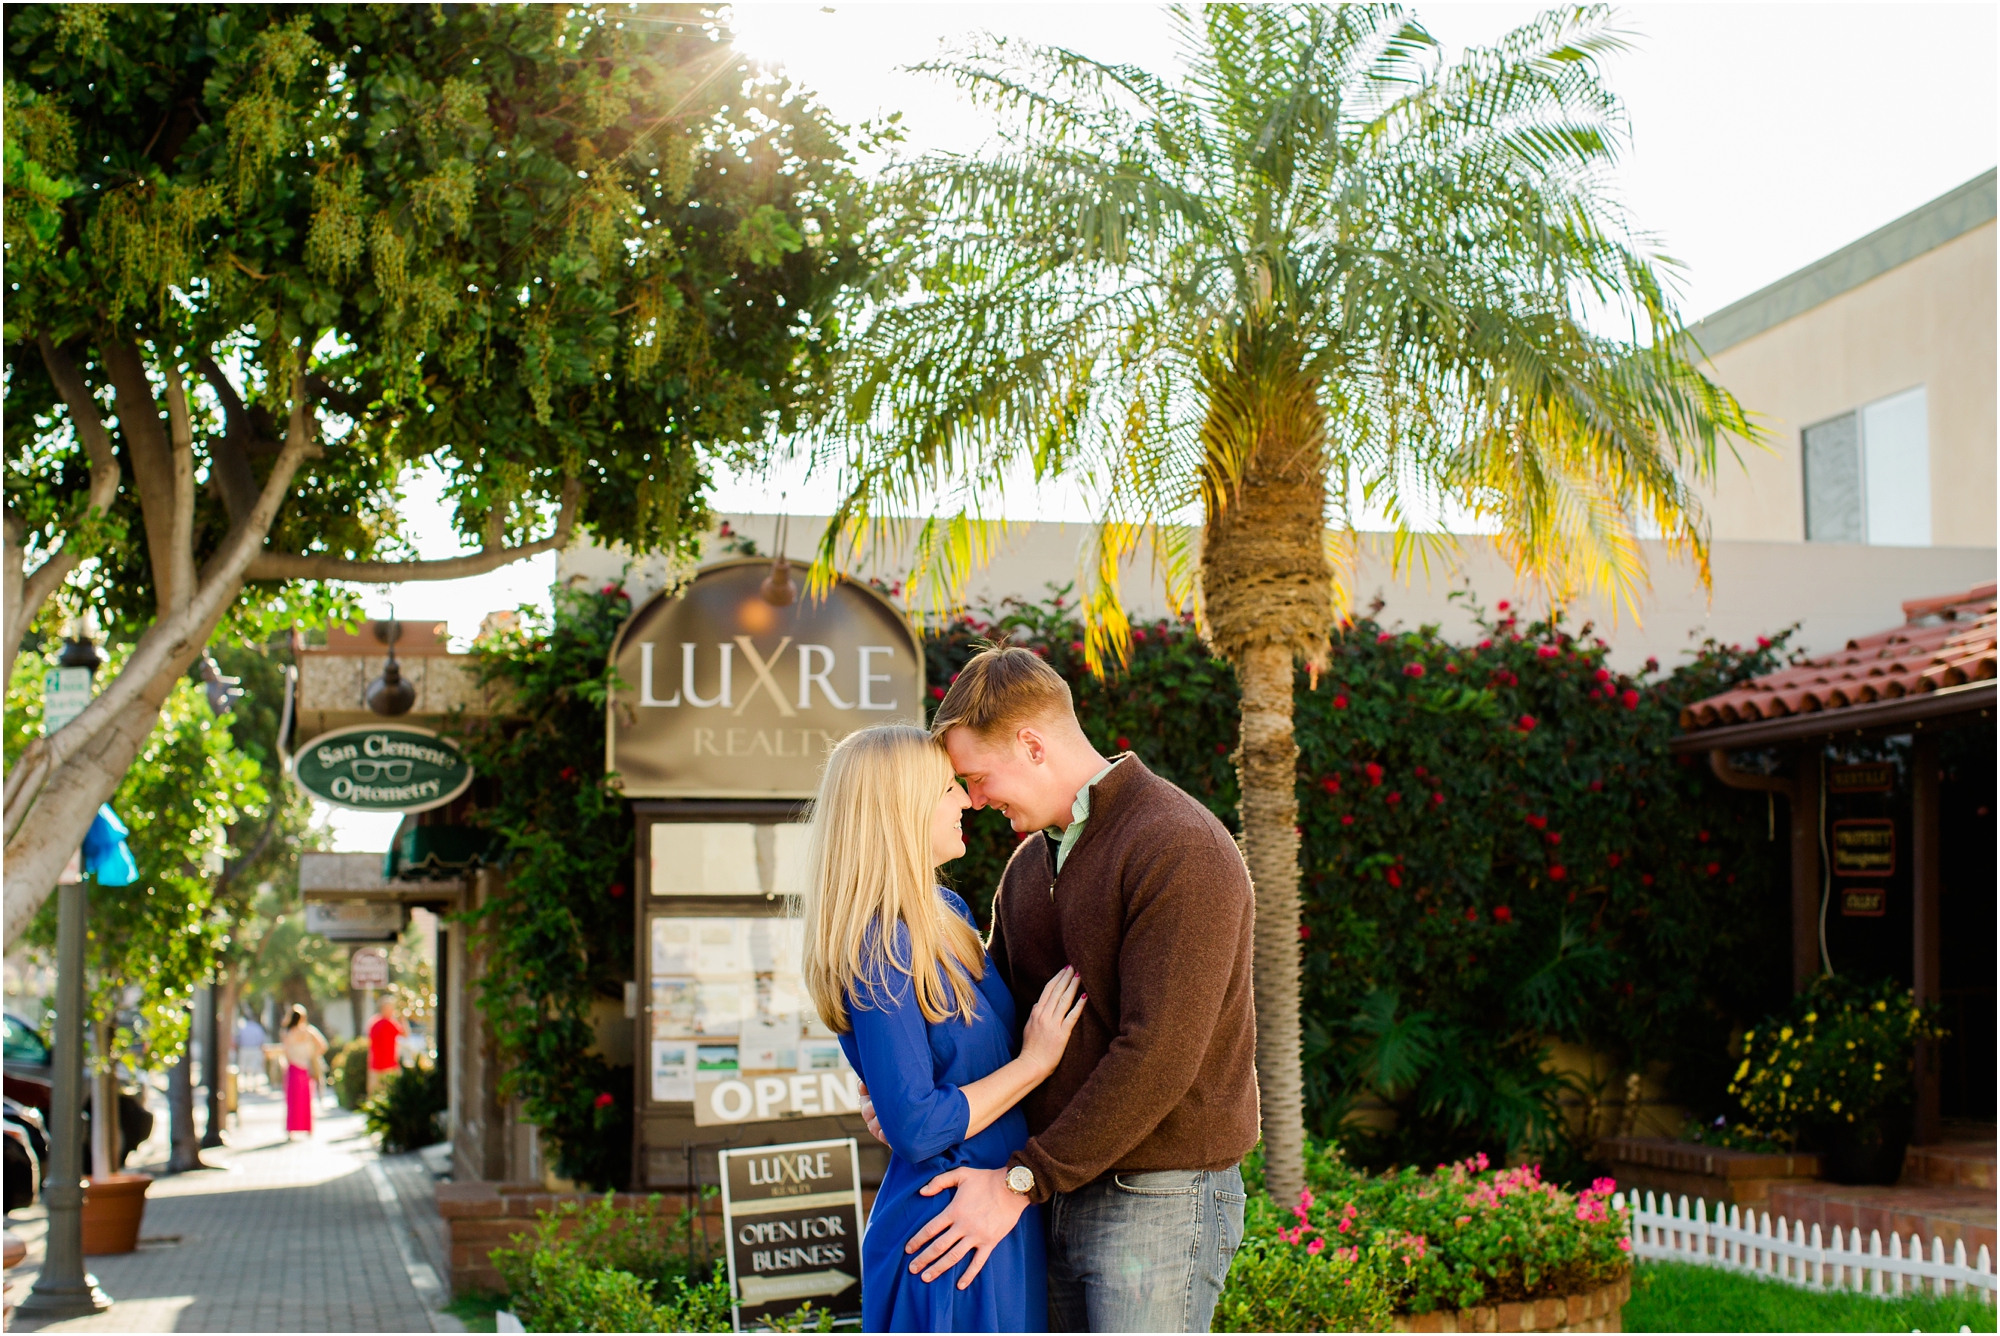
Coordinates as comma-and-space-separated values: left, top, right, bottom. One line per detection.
293, 724, 474, 813
607, 559, 924, 797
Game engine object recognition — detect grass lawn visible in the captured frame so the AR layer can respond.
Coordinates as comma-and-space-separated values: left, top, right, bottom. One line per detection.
1625, 1261, 1996, 1333
441, 1290, 508, 1333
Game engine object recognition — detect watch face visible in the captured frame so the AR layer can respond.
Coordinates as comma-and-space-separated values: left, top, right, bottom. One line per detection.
1007, 1165, 1033, 1193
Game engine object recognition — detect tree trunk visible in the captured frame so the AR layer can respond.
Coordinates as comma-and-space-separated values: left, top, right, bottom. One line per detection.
165, 1021, 207, 1173
1194, 357, 1333, 1210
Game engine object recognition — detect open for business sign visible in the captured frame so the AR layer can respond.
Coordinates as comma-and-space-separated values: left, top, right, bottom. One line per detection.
719, 1138, 863, 1330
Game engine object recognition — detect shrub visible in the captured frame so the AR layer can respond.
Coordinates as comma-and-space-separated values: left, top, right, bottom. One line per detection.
1238, 1139, 1631, 1316
930, 591, 1795, 1171
331, 1038, 370, 1110
1728, 973, 1947, 1147
1213, 1234, 1395, 1332
363, 1063, 447, 1153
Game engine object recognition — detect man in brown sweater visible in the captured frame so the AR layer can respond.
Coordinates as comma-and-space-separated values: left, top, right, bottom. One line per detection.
876, 644, 1259, 1332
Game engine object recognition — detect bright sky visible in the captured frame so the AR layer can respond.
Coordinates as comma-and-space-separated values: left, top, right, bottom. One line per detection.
324, 2, 1996, 850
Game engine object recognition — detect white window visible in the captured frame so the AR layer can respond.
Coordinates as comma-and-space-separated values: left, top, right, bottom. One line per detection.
1801, 387, 1930, 546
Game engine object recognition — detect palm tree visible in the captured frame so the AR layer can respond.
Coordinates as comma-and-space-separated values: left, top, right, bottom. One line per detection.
810, 4, 1754, 1204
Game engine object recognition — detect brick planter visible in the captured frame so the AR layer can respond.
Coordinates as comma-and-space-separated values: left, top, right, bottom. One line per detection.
1393, 1275, 1631, 1334
1596, 1136, 1819, 1207
435, 1182, 723, 1297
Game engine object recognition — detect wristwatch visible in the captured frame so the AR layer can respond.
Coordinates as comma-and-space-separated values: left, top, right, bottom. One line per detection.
1006, 1164, 1035, 1196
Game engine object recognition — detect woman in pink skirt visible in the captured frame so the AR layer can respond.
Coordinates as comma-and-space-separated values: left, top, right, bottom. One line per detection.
280, 1005, 327, 1138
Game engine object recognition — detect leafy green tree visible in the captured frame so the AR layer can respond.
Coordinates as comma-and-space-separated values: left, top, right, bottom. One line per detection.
3, 4, 869, 936
812, 4, 1752, 1200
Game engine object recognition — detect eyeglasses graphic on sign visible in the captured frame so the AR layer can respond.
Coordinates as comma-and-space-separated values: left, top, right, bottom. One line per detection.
349, 758, 415, 781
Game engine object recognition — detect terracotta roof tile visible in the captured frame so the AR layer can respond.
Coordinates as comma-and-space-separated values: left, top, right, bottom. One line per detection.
1681, 583, 1997, 732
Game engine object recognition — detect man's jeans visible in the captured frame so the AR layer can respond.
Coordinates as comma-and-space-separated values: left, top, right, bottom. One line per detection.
1046, 1166, 1246, 1332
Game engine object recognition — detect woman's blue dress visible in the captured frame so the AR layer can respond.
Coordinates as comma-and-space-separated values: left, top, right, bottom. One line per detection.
837, 888, 1046, 1333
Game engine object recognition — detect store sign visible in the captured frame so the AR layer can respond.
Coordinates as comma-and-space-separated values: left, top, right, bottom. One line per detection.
306, 900, 406, 942
1831, 818, 1896, 877
719, 1138, 863, 1328
1829, 763, 1895, 795
349, 947, 390, 990
294, 724, 473, 813
607, 560, 924, 798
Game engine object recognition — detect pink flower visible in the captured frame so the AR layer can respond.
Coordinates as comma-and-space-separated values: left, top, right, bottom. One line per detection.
1497, 600, 1510, 611
1377, 631, 1395, 644
1306, 1238, 1325, 1255
593, 1092, 614, 1110
1622, 688, 1641, 709
1594, 668, 1612, 683
1537, 645, 1560, 659
1404, 662, 1426, 678
1619, 1237, 1632, 1253
1341, 815, 1355, 826
1455, 1215, 1472, 1227
1132, 629, 1147, 643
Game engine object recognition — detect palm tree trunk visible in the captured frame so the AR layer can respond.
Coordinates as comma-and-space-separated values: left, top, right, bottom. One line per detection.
1235, 641, 1306, 1205
1196, 365, 1334, 1210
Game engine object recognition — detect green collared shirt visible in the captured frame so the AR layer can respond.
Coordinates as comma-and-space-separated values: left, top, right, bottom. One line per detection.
1055, 756, 1126, 873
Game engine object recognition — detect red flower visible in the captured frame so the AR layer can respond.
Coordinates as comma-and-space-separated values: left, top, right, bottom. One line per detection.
1115, 736, 1130, 751
1321, 777, 1341, 795
1430, 792, 1444, 808
1404, 663, 1426, 678
1641, 873, 1655, 886
1517, 714, 1537, 732
1377, 632, 1395, 644
1340, 814, 1355, 826
600, 583, 618, 596
1132, 629, 1147, 643
1071, 641, 1085, 653
609, 882, 627, 898
1548, 864, 1567, 881
1298, 923, 1312, 941
1622, 689, 1640, 709
559, 766, 578, 782
1333, 694, 1349, 710
1464, 907, 1479, 922
1386, 866, 1402, 888
1706, 861, 1720, 876
1445, 662, 1459, 674
1493, 905, 1512, 924
1546, 831, 1561, 846
931, 686, 947, 700
1594, 668, 1612, 683
1364, 762, 1384, 785
1525, 814, 1548, 830
1606, 853, 1622, 868
1215, 742, 1230, 755
1588, 779, 1603, 792
1386, 791, 1401, 805
1413, 766, 1428, 777
1698, 830, 1710, 842
1497, 600, 1510, 611
594, 1092, 615, 1110
1757, 635, 1771, 648
1477, 638, 1494, 650
1537, 645, 1560, 659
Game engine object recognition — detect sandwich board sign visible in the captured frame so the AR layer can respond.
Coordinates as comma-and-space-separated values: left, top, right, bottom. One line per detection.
718, 1138, 863, 1330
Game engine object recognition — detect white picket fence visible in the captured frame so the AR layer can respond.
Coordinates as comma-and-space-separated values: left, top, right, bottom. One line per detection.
1619, 1190, 1997, 1305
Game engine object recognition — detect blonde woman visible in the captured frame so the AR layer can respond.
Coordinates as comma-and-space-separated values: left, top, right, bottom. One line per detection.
279, 1005, 327, 1139
804, 724, 1084, 1333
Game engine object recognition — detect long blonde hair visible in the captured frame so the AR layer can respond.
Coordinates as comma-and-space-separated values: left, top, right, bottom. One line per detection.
801, 724, 985, 1033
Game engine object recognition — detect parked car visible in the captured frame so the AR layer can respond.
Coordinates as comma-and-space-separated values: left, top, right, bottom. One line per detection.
4, 1013, 154, 1164
3, 1098, 45, 1212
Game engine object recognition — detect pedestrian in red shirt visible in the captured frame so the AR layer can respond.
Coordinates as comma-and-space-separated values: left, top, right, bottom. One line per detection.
367, 998, 409, 1099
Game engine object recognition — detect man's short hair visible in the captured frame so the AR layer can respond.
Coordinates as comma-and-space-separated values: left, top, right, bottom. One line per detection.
930, 642, 1075, 741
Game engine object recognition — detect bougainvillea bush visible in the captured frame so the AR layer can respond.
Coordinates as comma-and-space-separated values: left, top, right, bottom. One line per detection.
927, 589, 1796, 1173
1227, 1140, 1630, 1322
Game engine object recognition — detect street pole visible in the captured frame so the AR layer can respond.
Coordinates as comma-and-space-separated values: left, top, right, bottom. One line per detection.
17, 881, 111, 1317
200, 979, 225, 1149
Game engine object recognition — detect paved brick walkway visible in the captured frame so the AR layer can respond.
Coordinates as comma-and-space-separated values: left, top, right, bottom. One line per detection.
5, 1090, 447, 1333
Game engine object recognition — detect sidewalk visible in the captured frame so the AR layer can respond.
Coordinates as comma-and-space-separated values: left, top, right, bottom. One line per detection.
5, 1089, 453, 1333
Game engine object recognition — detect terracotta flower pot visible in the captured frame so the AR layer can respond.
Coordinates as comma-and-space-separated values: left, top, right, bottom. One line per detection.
80, 1173, 152, 1255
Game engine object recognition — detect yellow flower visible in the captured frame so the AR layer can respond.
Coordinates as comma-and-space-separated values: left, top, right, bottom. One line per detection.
1781, 1074, 1792, 1087
1844, 1041, 1855, 1050
1874, 1000, 1888, 1011
1804, 1012, 1817, 1023
1780, 1026, 1794, 1041
1734, 1060, 1751, 1080
1830, 1100, 1842, 1112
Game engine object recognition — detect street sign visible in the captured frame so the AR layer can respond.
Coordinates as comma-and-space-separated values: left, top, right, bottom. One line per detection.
43, 667, 92, 734
307, 901, 407, 942
293, 724, 473, 813
718, 1138, 862, 1330
349, 947, 390, 990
